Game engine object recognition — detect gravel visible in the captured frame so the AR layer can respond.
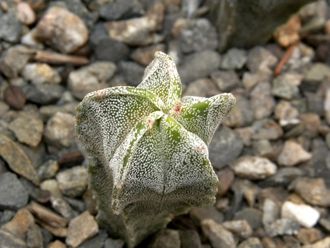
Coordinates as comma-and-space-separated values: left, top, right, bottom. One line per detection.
0, 1, 329, 247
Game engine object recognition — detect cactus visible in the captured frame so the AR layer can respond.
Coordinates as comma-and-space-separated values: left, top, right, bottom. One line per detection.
76, 52, 235, 247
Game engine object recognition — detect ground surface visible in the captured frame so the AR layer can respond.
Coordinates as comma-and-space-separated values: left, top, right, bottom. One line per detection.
0, 0, 330, 248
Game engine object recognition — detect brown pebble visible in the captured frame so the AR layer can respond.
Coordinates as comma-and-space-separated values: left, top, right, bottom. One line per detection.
40, 222, 68, 238
28, 201, 68, 228
297, 228, 323, 245
48, 240, 67, 248
66, 211, 99, 247
217, 168, 235, 196
58, 151, 84, 167
4, 85, 26, 110
2, 209, 35, 240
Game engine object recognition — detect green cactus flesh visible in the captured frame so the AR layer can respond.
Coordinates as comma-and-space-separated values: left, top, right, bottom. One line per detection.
76, 52, 235, 247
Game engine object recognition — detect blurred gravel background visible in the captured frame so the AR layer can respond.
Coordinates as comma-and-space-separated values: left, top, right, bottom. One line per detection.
0, 0, 330, 247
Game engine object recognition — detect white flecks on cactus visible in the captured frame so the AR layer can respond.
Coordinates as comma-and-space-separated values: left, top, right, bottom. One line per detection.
76, 51, 235, 248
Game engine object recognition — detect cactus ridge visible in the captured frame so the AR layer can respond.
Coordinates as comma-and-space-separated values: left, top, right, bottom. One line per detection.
76, 51, 235, 247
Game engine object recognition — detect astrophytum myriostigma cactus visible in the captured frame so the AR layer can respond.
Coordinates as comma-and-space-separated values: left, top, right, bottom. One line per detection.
76, 52, 235, 247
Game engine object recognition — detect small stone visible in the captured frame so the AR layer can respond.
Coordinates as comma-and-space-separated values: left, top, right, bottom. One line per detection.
223, 95, 254, 128
274, 15, 301, 47
150, 229, 180, 248
48, 240, 66, 248
4, 85, 26, 110
275, 100, 300, 126
66, 211, 99, 248
201, 219, 235, 248
215, 198, 230, 211
220, 48, 247, 70
242, 72, 271, 90
247, 46, 278, 73
40, 179, 62, 198
179, 50, 221, 84
262, 199, 280, 226
0, 135, 39, 185
0, 172, 28, 210
297, 228, 323, 245
291, 177, 330, 207
104, 238, 124, 248
38, 160, 59, 180
26, 224, 43, 248
209, 126, 243, 169
278, 140, 312, 166
234, 128, 253, 146
252, 139, 273, 158
16, 2, 36, 25
80, 230, 107, 248
210, 70, 240, 91
183, 79, 219, 97
266, 218, 300, 237
232, 179, 259, 207
119, 61, 144, 86
94, 38, 130, 63
238, 238, 263, 248
58, 151, 84, 167
50, 196, 76, 219
60, 0, 97, 28
0, 45, 34, 78
0, 10, 22, 43
231, 156, 277, 180
272, 73, 302, 100
179, 18, 218, 53
296, 113, 320, 138
0, 229, 26, 248
35, 6, 89, 53
216, 168, 235, 196
56, 166, 88, 197
21, 29, 44, 49
251, 119, 283, 140
250, 82, 275, 120
9, 111, 44, 147
105, 3, 164, 46
28, 201, 68, 228
20, 179, 51, 204
179, 230, 202, 248
22, 84, 65, 105
324, 89, 330, 125
2, 208, 34, 239
44, 112, 76, 148
99, 0, 144, 21
68, 62, 116, 99
281, 201, 320, 227
190, 207, 224, 224
22, 63, 61, 85
0, 210, 16, 226
319, 218, 330, 232
304, 63, 330, 82
0, 101, 9, 116
302, 237, 330, 248
222, 220, 253, 238
131, 44, 165, 65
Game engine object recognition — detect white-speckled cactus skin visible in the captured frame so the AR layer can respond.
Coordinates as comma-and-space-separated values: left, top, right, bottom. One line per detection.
76, 52, 235, 248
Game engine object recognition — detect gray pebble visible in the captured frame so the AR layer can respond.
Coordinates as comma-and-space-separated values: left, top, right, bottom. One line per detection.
179, 50, 221, 84
209, 126, 243, 169
0, 172, 29, 210
211, 70, 240, 91
179, 18, 218, 53
0, 10, 22, 43
119, 61, 145, 86
220, 48, 247, 70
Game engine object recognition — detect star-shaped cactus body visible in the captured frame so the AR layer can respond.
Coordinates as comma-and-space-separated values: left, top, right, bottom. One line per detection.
76, 52, 235, 247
